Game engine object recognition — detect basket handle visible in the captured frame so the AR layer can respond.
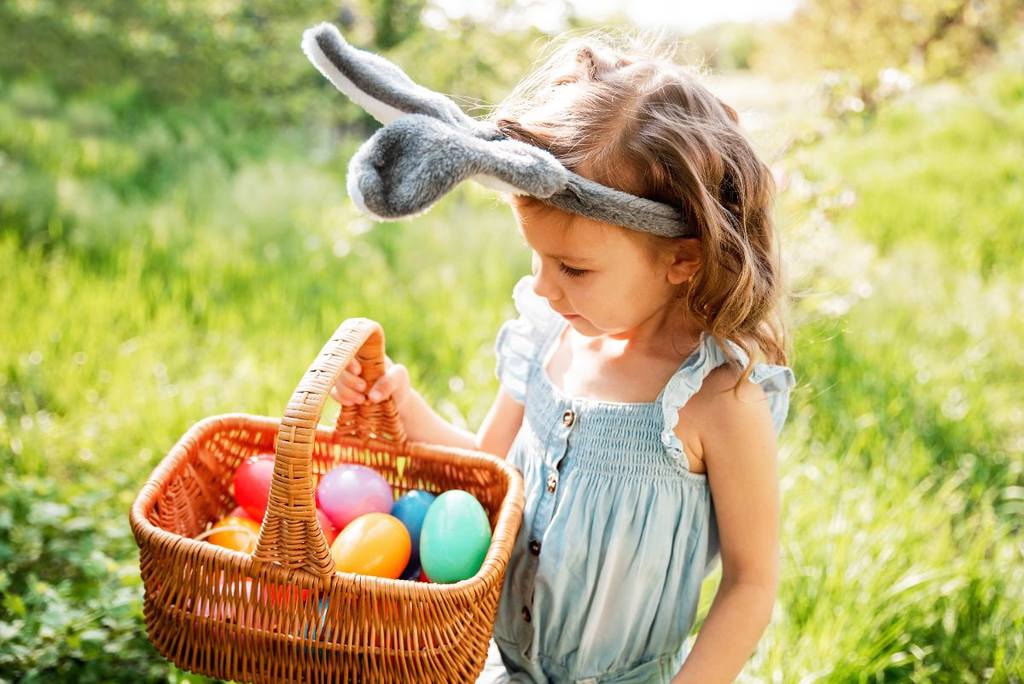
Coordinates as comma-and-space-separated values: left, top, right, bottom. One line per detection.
252, 317, 408, 582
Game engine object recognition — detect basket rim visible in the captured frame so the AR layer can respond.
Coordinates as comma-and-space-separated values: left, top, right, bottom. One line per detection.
129, 411, 525, 599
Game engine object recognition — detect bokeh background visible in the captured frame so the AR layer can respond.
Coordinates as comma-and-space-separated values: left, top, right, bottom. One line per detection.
2, 1, 1023, 681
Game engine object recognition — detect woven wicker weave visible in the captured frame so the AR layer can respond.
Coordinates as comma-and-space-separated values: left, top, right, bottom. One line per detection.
129, 317, 525, 683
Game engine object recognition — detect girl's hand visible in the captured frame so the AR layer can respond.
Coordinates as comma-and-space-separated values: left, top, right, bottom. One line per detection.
330, 354, 411, 410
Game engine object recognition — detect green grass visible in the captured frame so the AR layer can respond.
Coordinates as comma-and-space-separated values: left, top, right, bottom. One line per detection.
2, 57, 1023, 682
790, 66, 1024, 279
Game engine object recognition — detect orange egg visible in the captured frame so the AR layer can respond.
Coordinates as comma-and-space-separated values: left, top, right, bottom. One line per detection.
330, 513, 411, 579
208, 515, 261, 553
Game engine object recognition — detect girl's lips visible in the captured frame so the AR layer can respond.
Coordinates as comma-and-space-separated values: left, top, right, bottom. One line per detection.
560, 313, 579, 319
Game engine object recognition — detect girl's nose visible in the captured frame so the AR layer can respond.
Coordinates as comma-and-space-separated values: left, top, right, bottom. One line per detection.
531, 255, 561, 301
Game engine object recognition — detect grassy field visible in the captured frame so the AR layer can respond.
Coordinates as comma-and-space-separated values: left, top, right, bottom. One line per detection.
1, 49, 1022, 683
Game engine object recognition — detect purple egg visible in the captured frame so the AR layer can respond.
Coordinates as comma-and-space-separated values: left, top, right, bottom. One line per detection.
316, 464, 393, 531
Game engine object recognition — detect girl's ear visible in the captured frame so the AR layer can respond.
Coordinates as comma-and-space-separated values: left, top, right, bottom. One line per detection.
666, 238, 702, 285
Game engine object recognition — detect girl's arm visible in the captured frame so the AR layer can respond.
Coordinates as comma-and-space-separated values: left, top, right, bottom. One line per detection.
333, 355, 525, 458
670, 368, 781, 684
398, 385, 525, 458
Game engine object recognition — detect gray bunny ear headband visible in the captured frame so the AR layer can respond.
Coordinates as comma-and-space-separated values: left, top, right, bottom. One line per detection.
301, 22, 695, 239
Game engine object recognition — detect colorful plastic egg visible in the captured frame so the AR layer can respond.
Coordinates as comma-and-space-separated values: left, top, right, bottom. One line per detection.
330, 512, 411, 579
316, 508, 339, 545
207, 515, 260, 553
228, 505, 257, 522
399, 561, 421, 581
302, 595, 332, 653
316, 464, 393, 530
197, 575, 252, 621
419, 490, 491, 584
261, 581, 311, 606
233, 454, 276, 521
391, 489, 436, 562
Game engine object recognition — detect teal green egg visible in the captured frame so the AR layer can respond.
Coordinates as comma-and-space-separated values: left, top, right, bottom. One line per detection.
419, 490, 492, 584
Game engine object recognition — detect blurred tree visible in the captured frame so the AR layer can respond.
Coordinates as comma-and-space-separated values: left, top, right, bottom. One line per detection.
753, 0, 1024, 113
688, 22, 758, 71
372, 0, 428, 48
0, 0, 552, 128
0, 0, 345, 122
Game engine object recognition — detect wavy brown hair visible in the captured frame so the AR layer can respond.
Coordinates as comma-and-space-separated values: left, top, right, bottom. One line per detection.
484, 28, 791, 391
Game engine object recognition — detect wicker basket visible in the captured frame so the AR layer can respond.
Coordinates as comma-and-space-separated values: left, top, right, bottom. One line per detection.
129, 317, 525, 683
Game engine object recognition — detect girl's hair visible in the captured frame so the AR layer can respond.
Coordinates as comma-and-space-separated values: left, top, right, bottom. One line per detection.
484, 28, 790, 390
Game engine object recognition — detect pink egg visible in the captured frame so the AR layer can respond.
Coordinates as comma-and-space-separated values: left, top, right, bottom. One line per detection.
316, 464, 393, 530
196, 576, 252, 621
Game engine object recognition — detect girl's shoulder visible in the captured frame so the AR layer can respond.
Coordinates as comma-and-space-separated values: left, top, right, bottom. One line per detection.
661, 333, 795, 470
710, 337, 794, 427
700, 346, 794, 407
688, 362, 782, 440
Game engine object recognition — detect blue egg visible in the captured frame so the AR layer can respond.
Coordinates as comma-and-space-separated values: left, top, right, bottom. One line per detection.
399, 560, 421, 581
301, 595, 331, 656
391, 490, 436, 562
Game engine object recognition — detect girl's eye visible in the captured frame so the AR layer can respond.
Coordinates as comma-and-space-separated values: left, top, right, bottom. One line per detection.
558, 262, 587, 278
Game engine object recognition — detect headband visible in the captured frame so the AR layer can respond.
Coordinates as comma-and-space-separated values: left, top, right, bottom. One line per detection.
301, 22, 695, 239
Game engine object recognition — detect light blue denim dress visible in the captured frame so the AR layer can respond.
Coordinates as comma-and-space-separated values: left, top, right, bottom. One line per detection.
477, 276, 796, 684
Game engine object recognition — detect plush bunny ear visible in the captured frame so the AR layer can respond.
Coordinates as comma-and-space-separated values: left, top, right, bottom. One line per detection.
345, 114, 693, 238
302, 22, 695, 238
346, 114, 568, 220
301, 22, 479, 130
302, 22, 560, 214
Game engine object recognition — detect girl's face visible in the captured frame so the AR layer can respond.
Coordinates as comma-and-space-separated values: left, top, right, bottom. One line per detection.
512, 197, 700, 341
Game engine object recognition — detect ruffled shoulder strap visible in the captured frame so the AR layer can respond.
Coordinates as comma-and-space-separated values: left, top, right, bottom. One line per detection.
493, 275, 563, 404
659, 333, 796, 469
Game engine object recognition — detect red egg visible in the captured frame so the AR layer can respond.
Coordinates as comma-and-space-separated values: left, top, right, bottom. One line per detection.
316, 507, 338, 545
229, 505, 257, 522
261, 582, 311, 606
233, 454, 276, 520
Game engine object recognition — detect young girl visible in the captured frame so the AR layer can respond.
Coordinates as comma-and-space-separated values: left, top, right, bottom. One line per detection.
331, 29, 795, 684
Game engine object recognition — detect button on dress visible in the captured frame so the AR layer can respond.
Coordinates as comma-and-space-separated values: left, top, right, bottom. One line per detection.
476, 275, 796, 684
